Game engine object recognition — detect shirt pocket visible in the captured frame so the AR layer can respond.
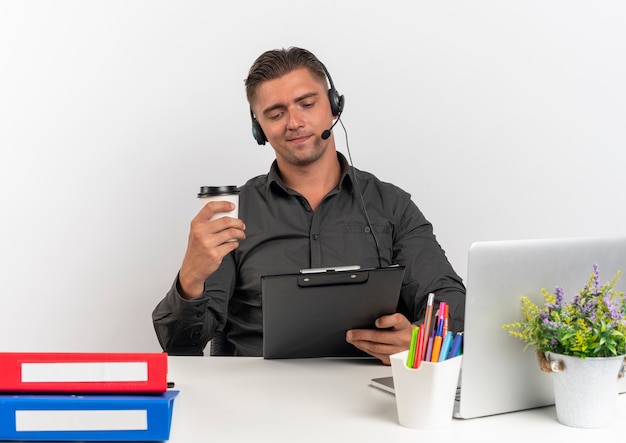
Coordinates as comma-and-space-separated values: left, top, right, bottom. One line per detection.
343, 223, 393, 266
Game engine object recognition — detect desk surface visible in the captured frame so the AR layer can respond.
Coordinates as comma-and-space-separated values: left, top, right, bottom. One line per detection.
167, 356, 625, 442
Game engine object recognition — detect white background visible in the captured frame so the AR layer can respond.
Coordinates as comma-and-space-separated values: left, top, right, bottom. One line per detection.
1, 1, 624, 352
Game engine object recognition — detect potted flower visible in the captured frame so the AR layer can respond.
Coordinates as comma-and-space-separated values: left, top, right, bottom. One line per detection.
503, 264, 626, 428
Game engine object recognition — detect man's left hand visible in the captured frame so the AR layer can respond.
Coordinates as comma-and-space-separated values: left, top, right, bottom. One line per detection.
346, 313, 414, 365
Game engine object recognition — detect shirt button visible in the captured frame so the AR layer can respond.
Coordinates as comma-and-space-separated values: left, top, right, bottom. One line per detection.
312, 234, 319, 240
364, 226, 371, 233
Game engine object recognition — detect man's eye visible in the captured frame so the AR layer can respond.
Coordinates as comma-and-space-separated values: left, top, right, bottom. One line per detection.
269, 111, 283, 120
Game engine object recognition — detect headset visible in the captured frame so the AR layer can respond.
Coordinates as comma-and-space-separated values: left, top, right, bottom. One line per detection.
250, 61, 345, 145
249, 58, 381, 267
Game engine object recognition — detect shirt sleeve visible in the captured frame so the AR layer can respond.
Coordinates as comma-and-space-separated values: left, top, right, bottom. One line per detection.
151, 252, 236, 355
392, 197, 466, 334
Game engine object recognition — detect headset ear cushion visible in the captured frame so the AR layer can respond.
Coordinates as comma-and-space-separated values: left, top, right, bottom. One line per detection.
328, 88, 345, 116
250, 112, 267, 145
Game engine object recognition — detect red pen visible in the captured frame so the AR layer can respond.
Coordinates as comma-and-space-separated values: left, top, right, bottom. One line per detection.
413, 324, 426, 369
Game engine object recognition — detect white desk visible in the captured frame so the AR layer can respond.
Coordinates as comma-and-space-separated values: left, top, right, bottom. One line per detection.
167, 356, 625, 442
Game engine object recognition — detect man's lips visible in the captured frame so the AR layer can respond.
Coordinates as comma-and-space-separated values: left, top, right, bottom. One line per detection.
287, 134, 312, 144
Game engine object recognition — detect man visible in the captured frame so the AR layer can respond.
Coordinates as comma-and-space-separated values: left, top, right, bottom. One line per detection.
152, 47, 465, 365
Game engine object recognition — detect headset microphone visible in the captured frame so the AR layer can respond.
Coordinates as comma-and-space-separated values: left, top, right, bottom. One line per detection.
321, 114, 342, 140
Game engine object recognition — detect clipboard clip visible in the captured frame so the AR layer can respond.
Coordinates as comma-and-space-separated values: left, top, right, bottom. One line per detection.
297, 266, 369, 287
299, 265, 361, 274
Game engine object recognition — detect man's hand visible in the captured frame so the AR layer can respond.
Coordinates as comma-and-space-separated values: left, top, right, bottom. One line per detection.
178, 201, 246, 299
346, 313, 414, 365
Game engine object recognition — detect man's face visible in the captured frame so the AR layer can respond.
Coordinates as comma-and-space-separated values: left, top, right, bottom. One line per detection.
251, 68, 334, 167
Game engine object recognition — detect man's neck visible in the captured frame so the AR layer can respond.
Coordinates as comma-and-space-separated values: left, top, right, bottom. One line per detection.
278, 150, 342, 211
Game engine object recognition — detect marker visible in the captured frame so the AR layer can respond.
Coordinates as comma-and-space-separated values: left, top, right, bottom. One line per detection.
435, 314, 444, 338
438, 331, 454, 362
448, 332, 463, 359
430, 306, 445, 362
430, 335, 443, 362
425, 328, 435, 361
407, 326, 418, 368
437, 301, 445, 326
422, 293, 435, 359
413, 324, 426, 369
442, 303, 449, 337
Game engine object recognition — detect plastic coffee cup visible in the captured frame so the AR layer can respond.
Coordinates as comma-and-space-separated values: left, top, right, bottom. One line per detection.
390, 350, 462, 430
198, 186, 240, 221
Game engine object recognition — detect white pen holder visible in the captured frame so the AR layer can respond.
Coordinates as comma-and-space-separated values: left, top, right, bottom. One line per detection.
390, 350, 462, 430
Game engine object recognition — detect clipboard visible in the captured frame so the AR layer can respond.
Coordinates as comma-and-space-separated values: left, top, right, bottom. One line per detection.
261, 265, 405, 359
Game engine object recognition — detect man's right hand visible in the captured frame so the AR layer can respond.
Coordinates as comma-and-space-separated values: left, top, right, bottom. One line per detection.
178, 201, 246, 299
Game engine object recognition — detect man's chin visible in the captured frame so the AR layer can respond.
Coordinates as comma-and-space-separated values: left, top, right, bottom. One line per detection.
286, 147, 326, 167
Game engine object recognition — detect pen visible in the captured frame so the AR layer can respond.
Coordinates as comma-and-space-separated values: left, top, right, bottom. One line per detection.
438, 331, 454, 362
429, 307, 444, 361
424, 327, 435, 361
430, 335, 443, 362
442, 303, 449, 337
447, 332, 463, 359
435, 313, 444, 338
437, 301, 445, 326
407, 326, 418, 368
413, 324, 426, 369
422, 293, 435, 359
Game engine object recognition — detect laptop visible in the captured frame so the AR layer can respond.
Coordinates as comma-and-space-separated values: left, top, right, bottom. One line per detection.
261, 265, 405, 359
371, 236, 626, 419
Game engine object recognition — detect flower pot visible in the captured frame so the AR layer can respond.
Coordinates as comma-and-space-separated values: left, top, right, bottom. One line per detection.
547, 352, 626, 428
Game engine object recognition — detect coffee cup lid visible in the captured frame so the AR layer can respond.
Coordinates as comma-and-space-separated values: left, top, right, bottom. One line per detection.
198, 185, 240, 197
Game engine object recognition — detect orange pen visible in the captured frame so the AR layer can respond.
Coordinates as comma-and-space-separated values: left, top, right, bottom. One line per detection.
430, 335, 443, 362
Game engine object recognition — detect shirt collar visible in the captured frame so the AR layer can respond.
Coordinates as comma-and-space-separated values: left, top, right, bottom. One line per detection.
266, 152, 354, 194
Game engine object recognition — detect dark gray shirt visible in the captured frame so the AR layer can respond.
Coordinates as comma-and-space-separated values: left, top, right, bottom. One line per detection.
152, 153, 465, 356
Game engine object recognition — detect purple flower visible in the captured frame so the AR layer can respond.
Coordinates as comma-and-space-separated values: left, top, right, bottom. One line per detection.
593, 263, 600, 293
581, 298, 598, 316
604, 293, 621, 321
555, 286, 564, 306
542, 319, 561, 329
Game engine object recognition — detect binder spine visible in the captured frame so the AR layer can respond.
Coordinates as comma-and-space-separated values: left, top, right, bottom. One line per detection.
0, 390, 179, 441
0, 352, 168, 393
